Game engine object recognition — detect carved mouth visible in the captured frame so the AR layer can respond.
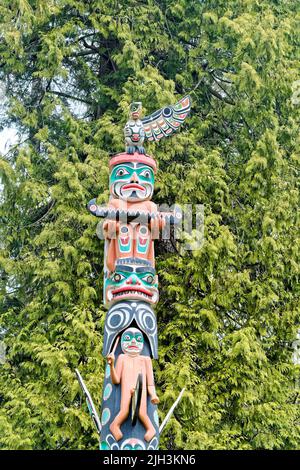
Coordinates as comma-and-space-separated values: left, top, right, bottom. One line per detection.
111, 286, 153, 300
122, 183, 145, 191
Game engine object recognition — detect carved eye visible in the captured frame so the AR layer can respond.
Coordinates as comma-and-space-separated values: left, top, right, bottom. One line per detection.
142, 274, 154, 284
140, 169, 151, 179
136, 335, 143, 343
123, 334, 131, 341
113, 273, 125, 282
162, 107, 172, 117
116, 168, 129, 177
130, 104, 138, 112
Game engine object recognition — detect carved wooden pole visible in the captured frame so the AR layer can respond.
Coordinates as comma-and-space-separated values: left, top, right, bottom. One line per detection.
78, 96, 191, 450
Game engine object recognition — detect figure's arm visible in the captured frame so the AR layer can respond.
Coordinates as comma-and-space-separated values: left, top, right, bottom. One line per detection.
146, 201, 167, 233
107, 353, 123, 385
145, 357, 159, 404
145, 201, 157, 211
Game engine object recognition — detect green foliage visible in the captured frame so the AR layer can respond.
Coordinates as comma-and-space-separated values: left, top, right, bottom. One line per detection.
0, 0, 299, 450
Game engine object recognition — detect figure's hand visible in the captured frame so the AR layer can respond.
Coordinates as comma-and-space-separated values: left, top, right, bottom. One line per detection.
151, 395, 160, 405
103, 220, 119, 239
107, 353, 115, 365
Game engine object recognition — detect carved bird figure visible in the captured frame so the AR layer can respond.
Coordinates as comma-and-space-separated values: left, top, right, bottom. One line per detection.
124, 96, 192, 154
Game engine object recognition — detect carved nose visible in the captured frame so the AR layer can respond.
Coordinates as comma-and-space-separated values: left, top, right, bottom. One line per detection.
130, 172, 139, 183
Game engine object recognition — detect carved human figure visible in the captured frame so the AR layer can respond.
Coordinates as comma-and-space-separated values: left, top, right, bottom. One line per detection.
124, 102, 145, 154
107, 328, 159, 442
103, 154, 164, 272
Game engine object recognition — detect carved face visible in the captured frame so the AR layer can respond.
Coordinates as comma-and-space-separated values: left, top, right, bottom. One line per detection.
110, 162, 154, 201
121, 328, 144, 356
105, 263, 158, 306
129, 102, 142, 120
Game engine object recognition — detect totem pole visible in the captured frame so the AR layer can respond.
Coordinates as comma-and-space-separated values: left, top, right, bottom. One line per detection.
76, 96, 191, 450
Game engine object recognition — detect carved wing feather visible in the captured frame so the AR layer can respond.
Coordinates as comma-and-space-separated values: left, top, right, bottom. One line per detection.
141, 95, 191, 142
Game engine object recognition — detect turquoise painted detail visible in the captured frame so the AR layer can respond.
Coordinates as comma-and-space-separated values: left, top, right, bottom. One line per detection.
105, 364, 110, 378
105, 271, 157, 292
121, 438, 145, 450
123, 444, 144, 450
101, 407, 111, 426
100, 441, 110, 450
110, 164, 154, 186
103, 383, 112, 401
137, 239, 149, 254
104, 267, 158, 305
118, 225, 131, 253
122, 330, 144, 343
118, 239, 131, 253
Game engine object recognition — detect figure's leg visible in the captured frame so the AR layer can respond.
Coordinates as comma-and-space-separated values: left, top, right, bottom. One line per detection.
139, 386, 156, 442
106, 238, 116, 273
137, 146, 145, 154
110, 394, 131, 441
126, 146, 135, 154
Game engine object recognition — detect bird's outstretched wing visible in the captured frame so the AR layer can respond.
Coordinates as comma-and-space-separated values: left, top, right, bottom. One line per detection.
141, 95, 191, 142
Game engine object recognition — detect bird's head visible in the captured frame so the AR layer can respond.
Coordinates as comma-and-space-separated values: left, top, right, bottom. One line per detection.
129, 102, 142, 120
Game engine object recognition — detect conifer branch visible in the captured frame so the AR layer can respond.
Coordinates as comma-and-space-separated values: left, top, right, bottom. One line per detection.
47, 90, 94, 105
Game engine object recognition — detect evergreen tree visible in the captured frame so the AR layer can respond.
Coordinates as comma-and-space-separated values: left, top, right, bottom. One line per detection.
0, 0, 299, 449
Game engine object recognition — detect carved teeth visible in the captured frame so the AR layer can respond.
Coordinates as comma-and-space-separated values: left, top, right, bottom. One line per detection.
112, 290, 151, 298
